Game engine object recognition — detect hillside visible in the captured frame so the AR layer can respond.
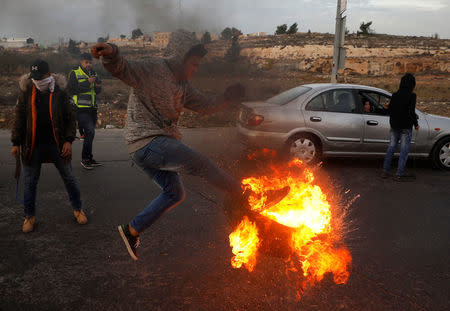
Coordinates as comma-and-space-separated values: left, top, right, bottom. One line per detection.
0, 33, 448, 129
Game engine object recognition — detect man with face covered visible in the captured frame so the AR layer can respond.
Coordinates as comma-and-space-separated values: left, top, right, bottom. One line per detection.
68, 53, 102, 170
11, 60, 87, 233
91, 30, 289, 261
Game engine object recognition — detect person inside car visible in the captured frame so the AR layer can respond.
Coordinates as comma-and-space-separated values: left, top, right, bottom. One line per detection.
362, 98, 387, 115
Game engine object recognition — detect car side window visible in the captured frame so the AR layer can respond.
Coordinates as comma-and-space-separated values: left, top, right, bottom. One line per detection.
305, 93, 327, 111
379, 94, 390, 108
359, 91, 389, 115
327, 90, 356, 113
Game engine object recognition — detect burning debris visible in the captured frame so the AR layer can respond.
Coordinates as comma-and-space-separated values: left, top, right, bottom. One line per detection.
228, 154, 352, 296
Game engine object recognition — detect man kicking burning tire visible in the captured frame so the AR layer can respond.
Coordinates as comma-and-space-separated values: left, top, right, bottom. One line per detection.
91, 30, 289, 261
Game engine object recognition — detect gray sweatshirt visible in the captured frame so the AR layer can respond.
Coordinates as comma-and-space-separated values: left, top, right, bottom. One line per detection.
102, 30, 228, 153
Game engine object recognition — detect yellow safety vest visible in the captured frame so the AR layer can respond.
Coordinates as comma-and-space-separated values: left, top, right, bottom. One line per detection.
70, 66, 97, 109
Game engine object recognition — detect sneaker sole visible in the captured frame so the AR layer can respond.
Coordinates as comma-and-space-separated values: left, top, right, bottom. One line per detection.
117, 225, 138, 261
265, 186, 291, 209
81, 162, 94, 170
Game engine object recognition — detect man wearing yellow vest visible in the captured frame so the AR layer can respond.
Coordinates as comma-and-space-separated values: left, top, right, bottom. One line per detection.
68, 53, 102, 170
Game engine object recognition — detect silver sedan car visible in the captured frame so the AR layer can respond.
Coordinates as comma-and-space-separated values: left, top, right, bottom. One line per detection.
238, 83, 450, 170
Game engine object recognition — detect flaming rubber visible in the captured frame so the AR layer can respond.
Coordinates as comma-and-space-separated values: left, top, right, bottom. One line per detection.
229, 157, 352, 296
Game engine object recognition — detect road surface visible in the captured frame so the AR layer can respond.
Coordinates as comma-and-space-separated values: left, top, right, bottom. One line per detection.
0, 128, 448, 310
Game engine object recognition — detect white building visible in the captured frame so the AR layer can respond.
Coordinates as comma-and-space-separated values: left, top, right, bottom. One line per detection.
0, 38, 30, 48
246, 32, 267, 37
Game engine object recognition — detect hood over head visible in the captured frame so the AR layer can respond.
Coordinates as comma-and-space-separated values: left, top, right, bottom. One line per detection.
19, 73, 67, 92
398, 73, 416, 93
164, 29, 207, 73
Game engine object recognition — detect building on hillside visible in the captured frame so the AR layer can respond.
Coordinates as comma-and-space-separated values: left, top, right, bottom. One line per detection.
152, 32, 171, 48
210, 33, 220, 41
108, 35, 152, 48
0, 38, 33, 49
108, 37, 131, 47
245, 32, 267, 37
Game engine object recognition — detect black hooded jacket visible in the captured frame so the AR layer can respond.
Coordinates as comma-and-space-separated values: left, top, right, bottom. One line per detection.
388, 74, 419, 130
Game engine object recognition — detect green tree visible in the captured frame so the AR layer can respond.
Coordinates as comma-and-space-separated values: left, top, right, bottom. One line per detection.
226, 35, 241, 62
120, 34, 126, 39
275, 24, 288, 35
221, 27, 233, 40
287, 23, 298, 34
67, 38, 80, 54
97, 37, 106, 43
201, 31, 212, 44
131, 28, 143, 39
358, 21, 373, 35
231, 27, 242, 37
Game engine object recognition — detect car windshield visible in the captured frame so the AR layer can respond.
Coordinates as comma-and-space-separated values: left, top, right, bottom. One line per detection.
267, 86, 311, 106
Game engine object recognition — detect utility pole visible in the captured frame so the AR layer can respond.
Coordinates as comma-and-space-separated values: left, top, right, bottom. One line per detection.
331, 0, 347, 83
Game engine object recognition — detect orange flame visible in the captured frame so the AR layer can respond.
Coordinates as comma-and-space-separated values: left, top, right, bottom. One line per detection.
229, 157, 352, 292
229, 216, 260, 272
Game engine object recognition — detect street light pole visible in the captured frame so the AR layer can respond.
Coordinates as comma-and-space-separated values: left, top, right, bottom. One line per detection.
331, 0, 346, 83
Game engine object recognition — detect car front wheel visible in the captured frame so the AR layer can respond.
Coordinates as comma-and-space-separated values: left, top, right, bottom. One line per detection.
288, 134, 321, 164
431, 137, 450, 170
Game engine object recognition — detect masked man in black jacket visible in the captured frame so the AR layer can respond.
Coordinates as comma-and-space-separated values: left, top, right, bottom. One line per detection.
11, 60, 87, 232
382, 73, 419, 181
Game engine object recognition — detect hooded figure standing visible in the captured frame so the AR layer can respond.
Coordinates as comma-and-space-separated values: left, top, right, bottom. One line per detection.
91, 30, 289, 260
11, 60, 87, 233
382, 73, 419, 181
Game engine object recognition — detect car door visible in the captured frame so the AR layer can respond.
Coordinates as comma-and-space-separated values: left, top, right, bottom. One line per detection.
360, 91, 429, 155
303, 89, 364, 153
412, 110, 430, 155
359, 91, 391, 153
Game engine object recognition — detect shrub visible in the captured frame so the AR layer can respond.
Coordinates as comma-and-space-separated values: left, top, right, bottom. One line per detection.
287, 23, 298, 35
275, 24, 288, 35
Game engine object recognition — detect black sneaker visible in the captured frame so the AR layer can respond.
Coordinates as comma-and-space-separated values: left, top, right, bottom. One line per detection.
89, 159, 103, 167
81, 160, 94, 170
394, 174, 416, 182
118, 224, 139, 261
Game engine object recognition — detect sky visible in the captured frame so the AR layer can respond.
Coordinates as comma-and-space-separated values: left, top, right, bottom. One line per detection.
0, 0, 449, 45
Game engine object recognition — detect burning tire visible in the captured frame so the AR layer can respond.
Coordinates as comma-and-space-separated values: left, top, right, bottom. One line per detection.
224, 158, 352, 289
223, 194, 294, 259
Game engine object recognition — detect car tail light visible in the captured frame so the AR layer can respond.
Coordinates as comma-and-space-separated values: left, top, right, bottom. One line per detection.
247, 114, 264, 126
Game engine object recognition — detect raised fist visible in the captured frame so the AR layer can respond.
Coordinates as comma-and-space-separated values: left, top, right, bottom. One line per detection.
224, 83, 246, 102
91, 43, 114, 59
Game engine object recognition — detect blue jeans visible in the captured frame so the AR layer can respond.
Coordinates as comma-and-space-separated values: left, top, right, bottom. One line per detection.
77, 110, 97, 160
130, 136, 242, 233
383, 128, 413, 176
23, 143, 82, 217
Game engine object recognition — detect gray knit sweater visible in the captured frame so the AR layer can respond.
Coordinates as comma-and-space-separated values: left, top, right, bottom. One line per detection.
102, 30, 228, 153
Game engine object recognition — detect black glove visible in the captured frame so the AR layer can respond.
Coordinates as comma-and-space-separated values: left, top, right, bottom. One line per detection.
224, 83, 245, 102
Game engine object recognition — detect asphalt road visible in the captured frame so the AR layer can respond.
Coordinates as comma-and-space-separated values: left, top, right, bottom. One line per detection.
0, 128, 449, 311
